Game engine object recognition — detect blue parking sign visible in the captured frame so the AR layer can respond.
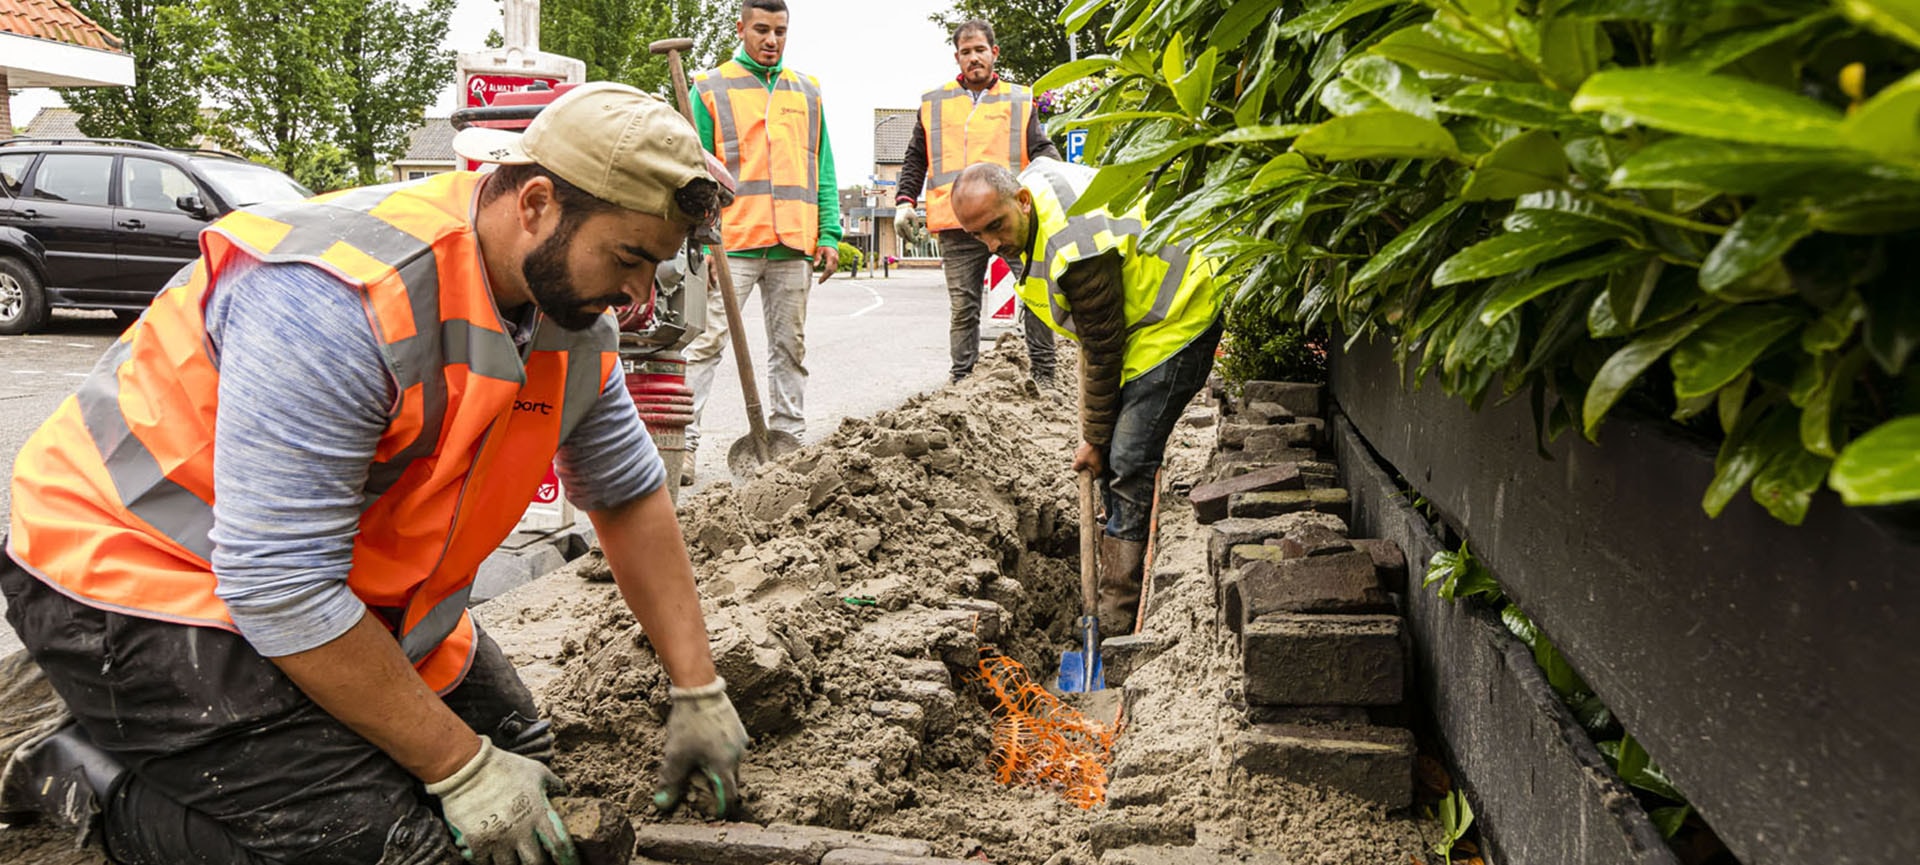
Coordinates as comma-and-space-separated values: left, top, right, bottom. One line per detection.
1064, 129, 1088, 165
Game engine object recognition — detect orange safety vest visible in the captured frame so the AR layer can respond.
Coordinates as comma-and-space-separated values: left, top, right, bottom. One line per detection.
5, 172, 618, 694
919, 79, 1033, 232
694, 60, 823, 253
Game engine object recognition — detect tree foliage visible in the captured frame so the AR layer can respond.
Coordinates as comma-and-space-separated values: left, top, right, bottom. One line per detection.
541, 0, 734, 98
57, 0, 212, 148
932, 0, 1114, 84
337, 0, 457, 186
1045, 0, 1920, 521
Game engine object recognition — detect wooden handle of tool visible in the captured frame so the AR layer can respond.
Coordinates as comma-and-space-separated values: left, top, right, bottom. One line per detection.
1079, 471, 1098, 618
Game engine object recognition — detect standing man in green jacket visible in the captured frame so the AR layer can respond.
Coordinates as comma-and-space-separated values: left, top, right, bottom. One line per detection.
683, 0, 842, 485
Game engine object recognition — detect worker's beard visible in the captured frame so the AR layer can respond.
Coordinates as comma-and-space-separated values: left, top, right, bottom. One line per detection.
522, 222, 627, 332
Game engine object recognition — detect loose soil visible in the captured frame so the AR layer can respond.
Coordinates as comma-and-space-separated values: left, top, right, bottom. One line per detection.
0, 338, 1433, 864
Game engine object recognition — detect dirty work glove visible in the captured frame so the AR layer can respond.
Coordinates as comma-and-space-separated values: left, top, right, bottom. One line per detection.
894, 203, 920, 240
652, 677, 750, 818
426, 736, 580, 865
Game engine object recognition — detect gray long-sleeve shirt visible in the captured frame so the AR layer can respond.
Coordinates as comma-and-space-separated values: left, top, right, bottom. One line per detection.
204, 259, 662, 657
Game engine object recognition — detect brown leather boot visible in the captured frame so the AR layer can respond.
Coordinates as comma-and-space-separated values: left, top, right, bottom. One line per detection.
1096, 535, 1147, 637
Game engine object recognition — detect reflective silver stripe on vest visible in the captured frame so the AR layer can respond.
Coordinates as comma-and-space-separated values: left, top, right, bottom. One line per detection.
532, 314, 619, 442
1134, 242, 1192, 332
702, 67, 821, 201
1025, 160, 1186, 338
925, 84, 1030, 189
399, 587, 469, 663
74, 337, 217, 562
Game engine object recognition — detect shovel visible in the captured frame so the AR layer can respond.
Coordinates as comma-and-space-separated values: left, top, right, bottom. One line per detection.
1058, 469, 1104, 692
651, 37, 802, 480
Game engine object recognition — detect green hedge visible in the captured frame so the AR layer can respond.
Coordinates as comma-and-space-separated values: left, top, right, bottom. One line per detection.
1044, 0, 1920, 523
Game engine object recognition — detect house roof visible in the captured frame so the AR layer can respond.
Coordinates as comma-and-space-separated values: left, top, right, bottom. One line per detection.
22, 105, 80, 138
0, 0, 123, 51
873, 109, 915, 165
397, 118, 457, 164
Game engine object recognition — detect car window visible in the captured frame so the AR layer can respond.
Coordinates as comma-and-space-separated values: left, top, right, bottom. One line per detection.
0, 154, 32, 197
28, 153, 115, 206
193, 159, 313, 208
122, 158, 202, 213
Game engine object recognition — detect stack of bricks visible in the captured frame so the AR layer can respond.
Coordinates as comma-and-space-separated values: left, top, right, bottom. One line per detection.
1189, 380, 1418, 810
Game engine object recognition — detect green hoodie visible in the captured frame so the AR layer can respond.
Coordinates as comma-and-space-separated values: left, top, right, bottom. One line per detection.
690, 47, 842, 260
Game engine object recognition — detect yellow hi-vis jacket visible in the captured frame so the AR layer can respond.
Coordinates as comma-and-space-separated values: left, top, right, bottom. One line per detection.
919, 79, 1033, 232
1015, 158, 1224, 383
6, 173, 618, 694
693, 60, 824, 254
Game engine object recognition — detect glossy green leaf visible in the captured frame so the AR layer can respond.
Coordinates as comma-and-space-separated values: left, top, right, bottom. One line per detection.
1293, 111, 1461, 161
1799, 350, 1867, 457
1173, 48, 1219, 117
1072, 110, 1192, 128
1571, 69, 1844, 148
1369, 26, 1531, 80
1462, 129, 1571, 200
1803, 292, 1865, 354
1282, 0, 1405, 37
1561, 0, 1718, 22
1480, 248, 1647, 325
1718, 370, 1751, 435
1609, 138, 1914, 196
1350, 198, 1465, 288
1672, 13, 1835, 72
1250, 152, 1313, 193
1209, 0, 1286, 49
1508, 190, 1646, 239
1584, 308, 1724, 439
1321, 78, 1395, 116
1060, 0, 1115, 32
1438, 82, 1593, 131
1699, 200, 1817, 293
1032, 57, 1117, 93
1435, 225, 1618, 286
1211, 124, 1316, 145
1670, 304, 1804, 399
1831, 415, 1920, 505
1752, 443, 1831, 525
1836, 0, 1920, 49
1337, 56, 1436, 120
1161, 30, 1186, 86
1540, 15, 1605, 89
1704, 401, 1790, 517
1652, 806, 1692, 839
1841, 70, 1920, 164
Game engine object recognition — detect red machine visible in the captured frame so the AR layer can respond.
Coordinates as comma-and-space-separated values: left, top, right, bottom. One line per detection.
450, 83, 710, 499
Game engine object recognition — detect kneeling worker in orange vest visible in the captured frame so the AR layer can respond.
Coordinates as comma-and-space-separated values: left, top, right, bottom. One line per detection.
0, 83, 747, 865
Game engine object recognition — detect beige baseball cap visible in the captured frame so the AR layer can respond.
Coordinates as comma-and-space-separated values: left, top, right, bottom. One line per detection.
452, 81, 717, 224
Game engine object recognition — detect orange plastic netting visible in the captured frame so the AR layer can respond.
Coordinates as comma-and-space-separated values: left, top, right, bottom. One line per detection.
975, 653, 1122, 809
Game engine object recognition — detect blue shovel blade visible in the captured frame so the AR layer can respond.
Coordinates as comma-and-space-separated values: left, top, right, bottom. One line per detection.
1057, 648, 1105, 692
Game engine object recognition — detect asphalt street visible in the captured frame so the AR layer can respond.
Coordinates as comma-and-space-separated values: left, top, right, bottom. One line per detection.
0, 266, 979, 656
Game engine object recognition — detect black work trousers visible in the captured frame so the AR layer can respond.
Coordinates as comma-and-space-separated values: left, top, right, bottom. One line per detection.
1, 555, 541, 865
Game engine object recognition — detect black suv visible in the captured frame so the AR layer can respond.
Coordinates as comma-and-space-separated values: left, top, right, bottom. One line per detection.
0, 137, 313, 334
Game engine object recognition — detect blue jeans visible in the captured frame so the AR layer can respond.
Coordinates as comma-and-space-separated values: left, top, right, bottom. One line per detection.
1104, 317, 1223, 541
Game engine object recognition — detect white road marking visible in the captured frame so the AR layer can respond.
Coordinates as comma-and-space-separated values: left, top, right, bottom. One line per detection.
848, 283, 885, 318
65, 342, 93, 348
65, 372, 89, 378
11, 370, 44, 375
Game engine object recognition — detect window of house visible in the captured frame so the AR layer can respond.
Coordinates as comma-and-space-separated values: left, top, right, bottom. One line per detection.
407, 171, 430, 180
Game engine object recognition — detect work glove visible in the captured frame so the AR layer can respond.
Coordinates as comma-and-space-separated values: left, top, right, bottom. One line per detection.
894, 203, 920, 241
426, 736, 580, 865
651, 677, 750, 819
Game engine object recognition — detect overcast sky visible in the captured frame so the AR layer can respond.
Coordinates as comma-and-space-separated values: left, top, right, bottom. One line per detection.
11, 0, 967, 187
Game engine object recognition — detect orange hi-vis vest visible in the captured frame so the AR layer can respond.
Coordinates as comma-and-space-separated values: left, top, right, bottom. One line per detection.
5, 172, 618, 694
919, 79, 1033, 232
693, 60, 823, 254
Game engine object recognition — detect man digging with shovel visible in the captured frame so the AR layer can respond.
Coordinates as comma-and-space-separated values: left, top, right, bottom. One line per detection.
951, 159, 1225, 643
0, 83, 747, 865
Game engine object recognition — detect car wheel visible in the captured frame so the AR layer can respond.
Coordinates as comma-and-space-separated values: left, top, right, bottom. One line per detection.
0, 257, 49, 336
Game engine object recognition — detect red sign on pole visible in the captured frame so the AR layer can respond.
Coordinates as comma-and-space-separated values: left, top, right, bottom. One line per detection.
461, 72, 564, 169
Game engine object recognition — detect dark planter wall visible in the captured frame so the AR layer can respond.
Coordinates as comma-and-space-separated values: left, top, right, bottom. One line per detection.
1330, 337, 1920, 865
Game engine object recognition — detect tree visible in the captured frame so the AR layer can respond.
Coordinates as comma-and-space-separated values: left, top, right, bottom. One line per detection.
198, 0, 355, 190
930, 0, 1111, 85
540, 0, 733, 99
58, 0, 211, 147
336, 0, 457, 186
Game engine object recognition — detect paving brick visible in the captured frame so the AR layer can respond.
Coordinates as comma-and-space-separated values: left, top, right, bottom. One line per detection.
634, 823, 824, 864
1229, 489, 1315, 519
1309, 487, 1352, 524
1100, 845, 1241, 865
1296, 459, 1340, 489
1090, 816, 1196, 855
1207, 513, 1350, 575
1241, 381, 1322, 418
1212, 449, 1315, 480
1242, 614, 1403, 706
1188, 464, 1304, 524
555, 797, 635, 865
1179, 406, 1217, 428
1245, 423, 1318, 453
1351, 538, 1409, 594
1241, 435, 1319, 463
1228, 543, 1288, 571
1273, 522, 1353, 559
1233, 723, 1415, 809
1245, 705, 1371, 726
1215, 420, 1261, 449
821, 851, 971, 865
1237, 551, 1391, 620
1101, 633, 1172, 687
